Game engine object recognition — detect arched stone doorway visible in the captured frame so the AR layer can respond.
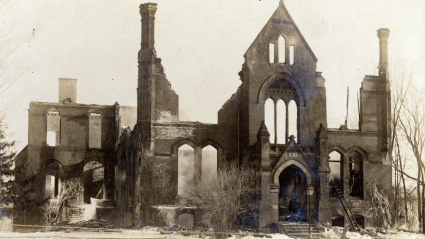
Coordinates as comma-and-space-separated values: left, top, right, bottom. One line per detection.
278, 164, 307, 221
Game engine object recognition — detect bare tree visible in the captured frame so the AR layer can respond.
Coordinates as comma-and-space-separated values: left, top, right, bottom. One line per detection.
390, 66, 412, 227
389, 64, 425, 232
398, 85, 425, 231
49, 178, 84, 225
180, 161, 260, 239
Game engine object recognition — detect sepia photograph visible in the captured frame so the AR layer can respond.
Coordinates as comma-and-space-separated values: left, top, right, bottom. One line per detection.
1, 0, 424, 238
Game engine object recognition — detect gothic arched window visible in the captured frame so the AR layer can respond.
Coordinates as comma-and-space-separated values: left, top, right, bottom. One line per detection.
276, 100, 286, 144
265, 98, 275, 143
329, 151, 343, 197
202, 146, 217, 182
288, 100, 297, 138
178, 144, 194, 196
349, 152, 363, 198
278, 36, 286, 63
264, 78, 299, 144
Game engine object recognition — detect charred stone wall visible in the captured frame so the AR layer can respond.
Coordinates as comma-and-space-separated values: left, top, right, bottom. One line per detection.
19, 102, 119, 208
326, 130, 392, 228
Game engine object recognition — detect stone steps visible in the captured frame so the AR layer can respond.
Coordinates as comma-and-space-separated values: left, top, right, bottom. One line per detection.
284, 233, 322, 239
277, 222, 319, 238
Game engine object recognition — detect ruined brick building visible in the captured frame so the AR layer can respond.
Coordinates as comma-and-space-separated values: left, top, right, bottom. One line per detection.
16, 1, 392, 229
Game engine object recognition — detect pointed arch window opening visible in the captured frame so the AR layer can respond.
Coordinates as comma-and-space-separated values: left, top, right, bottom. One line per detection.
349, 152, 364, 198
265, 98, 275, 143
178, 144, 195, 196
264, 79, 299, 145
276, 100, 286, 144
201, 146, 218, 182
329, 151, 343, 197
278, 36, 286, 64
269, 36, 293, 64
288, 100, 297, 138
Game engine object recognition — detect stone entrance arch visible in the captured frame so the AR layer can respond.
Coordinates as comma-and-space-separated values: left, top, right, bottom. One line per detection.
278, 165, 307, 221
267, 159, 314, 223
272, 159, 312, 185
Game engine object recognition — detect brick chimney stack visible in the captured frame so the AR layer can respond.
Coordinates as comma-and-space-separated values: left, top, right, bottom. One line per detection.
377, 28, 391, 153
58, 78, 77, 103
136, 3, 179, 151
377, 28, 390, 77
137, 3, 158, 150
137, 3, 158, 126
139, 3, 157, 59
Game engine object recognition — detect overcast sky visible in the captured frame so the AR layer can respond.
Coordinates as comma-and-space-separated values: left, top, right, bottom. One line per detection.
1, 0, 424, 150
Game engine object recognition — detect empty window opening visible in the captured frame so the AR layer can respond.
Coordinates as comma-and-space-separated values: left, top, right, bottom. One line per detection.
83, 161, 104, 203
45, 175, 58, 199
269, 43, 275, 63
265, 79, 299, 145
264, 98, 275, 144
278, 36, 286, 63
349, 152, 363, 198
47, 111, 60, 146
289, 45, 295, 65
178, 144, 195, 196
47, 131, 56, 146
89, 113, 102, 149
276, 100, 286, 144
329, 151, 343, 197
288, 100, 297, 139
202, 146, 217, 182
45, 160, 61, 199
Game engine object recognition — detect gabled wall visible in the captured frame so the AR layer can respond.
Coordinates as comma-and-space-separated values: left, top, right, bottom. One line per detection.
240, 1, 327, 146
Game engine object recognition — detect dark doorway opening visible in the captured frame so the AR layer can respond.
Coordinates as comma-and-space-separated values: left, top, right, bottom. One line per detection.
332, 215, 344, 227
278, 164, 307, 222
355, 215, 364, 229
83, 161, 104, 203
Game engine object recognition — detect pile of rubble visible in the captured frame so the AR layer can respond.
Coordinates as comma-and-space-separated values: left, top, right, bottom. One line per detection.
50, 219, 120, 232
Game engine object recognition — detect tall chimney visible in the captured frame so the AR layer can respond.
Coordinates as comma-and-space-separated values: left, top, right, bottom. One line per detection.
58, 78, 77, 103
140, 3, 157, 58
377, 28, 391, 154
137, 3, 158, 150
377, 28, 390, 77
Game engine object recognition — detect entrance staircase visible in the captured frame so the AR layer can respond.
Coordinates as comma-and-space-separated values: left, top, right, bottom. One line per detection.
276, 222, 319, 238
330, 180, 361, 231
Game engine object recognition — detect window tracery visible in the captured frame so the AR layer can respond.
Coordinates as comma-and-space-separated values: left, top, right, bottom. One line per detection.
264, 79, 299, 144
